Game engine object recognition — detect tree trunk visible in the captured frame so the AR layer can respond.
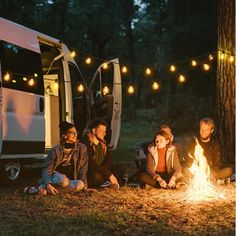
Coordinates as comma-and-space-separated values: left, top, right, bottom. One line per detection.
216, 0, 235, 163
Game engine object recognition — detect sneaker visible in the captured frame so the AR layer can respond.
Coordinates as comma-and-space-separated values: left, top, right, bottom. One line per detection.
99, 181, 119, 189
24, 186, 39, 195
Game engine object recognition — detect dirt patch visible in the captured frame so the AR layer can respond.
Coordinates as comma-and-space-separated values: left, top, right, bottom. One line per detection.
0, 177, 235, 236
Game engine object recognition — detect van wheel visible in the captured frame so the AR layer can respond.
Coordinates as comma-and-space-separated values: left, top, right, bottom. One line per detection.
0, 161, 22, 184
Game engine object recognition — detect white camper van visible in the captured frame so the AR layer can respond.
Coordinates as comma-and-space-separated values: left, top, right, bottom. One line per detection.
0, 17, 122, 183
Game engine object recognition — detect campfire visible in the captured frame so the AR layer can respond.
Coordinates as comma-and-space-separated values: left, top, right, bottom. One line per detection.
187, 138, 224, 201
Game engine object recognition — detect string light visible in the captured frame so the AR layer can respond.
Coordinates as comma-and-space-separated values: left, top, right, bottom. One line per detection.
34, 73, 38, 77
145, 68, 152, 76
102, 62, 108, 69
121, 66, 128, 74
152, 82, 160, 90
209, 54, 214, 61
178, 75, 186, 83
22, 77, 27, 81
102, 86, 109, 95
170, 65, 176, 72
191, 60, 197, 67
70, 51, 76, 58
28, 78, 35, 86
127, 85, 135, 94
85, 57, 92, 64
12, 79, 16, 83
77, 84, 85, 93
3, 73, 10, 81
203, 63, 210, 71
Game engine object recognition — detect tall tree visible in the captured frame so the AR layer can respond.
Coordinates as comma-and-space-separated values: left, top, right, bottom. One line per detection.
216, 0, 235, 163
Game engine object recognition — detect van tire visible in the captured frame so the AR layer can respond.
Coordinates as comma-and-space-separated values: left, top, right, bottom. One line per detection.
0, 160, 22, 184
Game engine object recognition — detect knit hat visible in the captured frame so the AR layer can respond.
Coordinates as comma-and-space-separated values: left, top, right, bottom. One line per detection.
59, 121, 75, 135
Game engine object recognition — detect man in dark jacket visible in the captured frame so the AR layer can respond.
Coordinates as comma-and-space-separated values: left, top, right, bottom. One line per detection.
184, 117, 233, 182
81, 118, 126, 188
40, 121, 88, 194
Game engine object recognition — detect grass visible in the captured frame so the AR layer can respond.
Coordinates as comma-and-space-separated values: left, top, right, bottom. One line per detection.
0, 115, 235, 236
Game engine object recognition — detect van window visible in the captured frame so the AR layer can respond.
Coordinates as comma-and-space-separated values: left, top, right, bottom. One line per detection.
0, 40, 44, 95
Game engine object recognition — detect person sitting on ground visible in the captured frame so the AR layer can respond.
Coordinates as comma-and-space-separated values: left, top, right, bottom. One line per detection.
183, 117, 233, 183
81, 118, 127, 189
39, 121, 88, 195
134, 124, 184, 171
138, 130, 183, 189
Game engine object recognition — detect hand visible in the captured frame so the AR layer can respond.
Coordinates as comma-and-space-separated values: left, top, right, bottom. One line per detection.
168, 177, 176, 188
38, 186, 47, 196
109, 174, 119, 185
46, 184, 59, 195
156, 176, 167, 188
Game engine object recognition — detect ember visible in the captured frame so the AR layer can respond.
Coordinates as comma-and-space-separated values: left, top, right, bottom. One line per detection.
187, 138, 224, 201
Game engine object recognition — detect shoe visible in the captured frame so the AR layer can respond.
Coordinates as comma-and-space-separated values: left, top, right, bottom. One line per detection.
24, 186, 39, 195
99, 181, 119, 189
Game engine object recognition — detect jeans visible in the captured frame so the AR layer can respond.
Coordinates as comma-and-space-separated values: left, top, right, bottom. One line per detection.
41, 171, 84, 192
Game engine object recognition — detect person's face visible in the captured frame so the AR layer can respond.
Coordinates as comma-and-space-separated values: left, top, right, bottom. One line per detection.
66, 127, 78, 143
93, 125, 106, 141
200, 123, 213, 141
155, 135, 169, 149
161, 127, 173, 142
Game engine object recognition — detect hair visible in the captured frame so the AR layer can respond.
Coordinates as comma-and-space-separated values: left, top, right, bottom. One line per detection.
89, 118, 108, 130
159, 124, 172, 131
59, 121, 75, 135
200, 117, 215, 130
152, 130, 171, 147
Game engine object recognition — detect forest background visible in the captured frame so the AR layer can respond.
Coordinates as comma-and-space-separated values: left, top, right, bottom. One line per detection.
0, 0, 234, 164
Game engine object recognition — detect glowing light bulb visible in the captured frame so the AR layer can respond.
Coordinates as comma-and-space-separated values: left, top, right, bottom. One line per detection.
70, 51, 76, 58
85, 57, 92, 64
3, 73, 10, 81
77, 84, 85, 93
209, 54, 214, 61
102, 86, 109, 95
203, 64, 210, 71
122, 66, 128, 73
127, 85, 135, 94
152, 82, 160, 90
23, 77, 28, 81
178, 75, 185, 83
102, 62, 108, 69
191, 60, 197, 67
12, 79, 16, 83
34, 73, 38, 77
145, 68, 152, 75
28, 78, 35, 86
170, 65, 176, 72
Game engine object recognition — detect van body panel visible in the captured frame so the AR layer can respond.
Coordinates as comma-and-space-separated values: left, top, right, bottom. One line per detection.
0, 17, 122, 170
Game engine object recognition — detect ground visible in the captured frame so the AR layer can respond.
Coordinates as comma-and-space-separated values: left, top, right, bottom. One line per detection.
0, 168, 235, 236
0, 116, 235, 235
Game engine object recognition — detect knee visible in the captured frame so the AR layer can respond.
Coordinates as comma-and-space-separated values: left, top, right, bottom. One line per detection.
60, 176, 69, 187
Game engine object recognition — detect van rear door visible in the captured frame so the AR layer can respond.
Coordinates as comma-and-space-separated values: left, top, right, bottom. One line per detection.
88, 58, 122, 150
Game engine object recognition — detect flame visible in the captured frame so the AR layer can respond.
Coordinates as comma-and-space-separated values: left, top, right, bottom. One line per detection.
187, 138, 223, 201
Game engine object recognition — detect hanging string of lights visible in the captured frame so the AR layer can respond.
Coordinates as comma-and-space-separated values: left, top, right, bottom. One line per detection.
1, 48, 234, 95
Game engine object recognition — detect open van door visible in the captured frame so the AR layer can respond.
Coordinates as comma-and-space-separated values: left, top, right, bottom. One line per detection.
88, 58, 122, 150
